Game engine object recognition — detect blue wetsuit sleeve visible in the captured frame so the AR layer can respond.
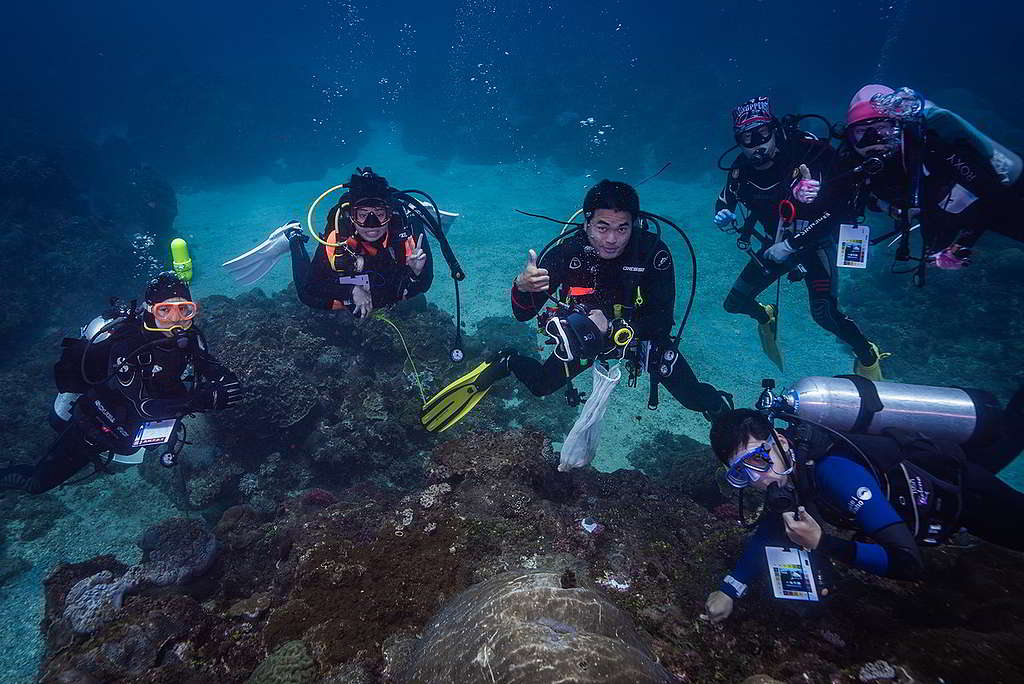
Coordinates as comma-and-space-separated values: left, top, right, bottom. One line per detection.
719, 514, 787, 599
814, 454, 922, 579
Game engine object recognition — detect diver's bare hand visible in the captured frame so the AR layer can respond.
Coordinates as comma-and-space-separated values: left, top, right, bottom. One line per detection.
515, 249, 549, 293
408, 234, 427, 277
783, 506, 822, 550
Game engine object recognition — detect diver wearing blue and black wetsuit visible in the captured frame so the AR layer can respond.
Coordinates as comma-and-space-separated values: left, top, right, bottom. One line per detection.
721, 450, 922, 599
702, 402, 1024, 622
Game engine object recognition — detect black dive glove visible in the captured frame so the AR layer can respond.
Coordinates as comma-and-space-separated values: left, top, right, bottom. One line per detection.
190, 374, 244, 411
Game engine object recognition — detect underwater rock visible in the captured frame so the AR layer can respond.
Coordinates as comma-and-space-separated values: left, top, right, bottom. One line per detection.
137, 517, 219, 587
313, 662, 373, 684
392, 569, 675, 683
62, 568, 141, 634
247, 640, 316, 684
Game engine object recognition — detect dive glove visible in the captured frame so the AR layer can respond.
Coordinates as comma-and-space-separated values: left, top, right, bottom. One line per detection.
190, 374, 244, 411
713, 209, 736, 228
765, 239, 797, 263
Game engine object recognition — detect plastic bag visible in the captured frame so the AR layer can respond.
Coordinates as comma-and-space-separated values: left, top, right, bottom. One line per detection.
558, 363, 622, 472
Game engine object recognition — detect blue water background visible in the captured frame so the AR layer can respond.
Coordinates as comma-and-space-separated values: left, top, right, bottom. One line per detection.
2, 1, 1022, 681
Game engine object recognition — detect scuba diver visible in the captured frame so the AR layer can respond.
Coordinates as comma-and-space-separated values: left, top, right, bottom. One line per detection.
713, 96, 885, 380
420, 179, 732, 433
223, 167, 465, 338
839, 84, 1023, 274
0, 273, 242, 494
701, 375, 1024, 624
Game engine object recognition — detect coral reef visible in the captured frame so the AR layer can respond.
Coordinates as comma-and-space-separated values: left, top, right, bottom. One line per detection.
247, 640, 316, 684
137, 517, 219, 587
34, 429, 1024, 683
389, 569, 676, 683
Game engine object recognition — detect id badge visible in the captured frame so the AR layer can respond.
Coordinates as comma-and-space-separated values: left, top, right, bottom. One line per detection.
131, 419, 178, 448
837, 224, 870, 269
338, 274, 371, 287
765, 546, 819, 602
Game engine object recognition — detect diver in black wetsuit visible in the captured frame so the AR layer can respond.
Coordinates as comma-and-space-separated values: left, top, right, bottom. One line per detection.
840, 84, 1023, 269
0, 274, 242, 494
713, 96, 884, 380
702, 384, 1024, 624
419, 179, 731, 434
286, 168, 434, 317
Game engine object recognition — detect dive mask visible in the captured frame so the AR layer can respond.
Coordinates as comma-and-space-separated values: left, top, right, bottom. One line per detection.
736, 123, 776, 149
725, 442, 792, 488
848, 118, 900, 151
350, 200, 392, 228
151, 300, 199, 321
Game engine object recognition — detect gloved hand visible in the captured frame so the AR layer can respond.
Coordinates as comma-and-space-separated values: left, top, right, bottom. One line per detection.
700, 590, 734, 624
190, 374, 244, 411
281, 219, 307, 243
713, 209, 736, 228
765, 239, 797, 263
351, 285, 374, 318
931, 244, 971, 270
791, 164, 820, 203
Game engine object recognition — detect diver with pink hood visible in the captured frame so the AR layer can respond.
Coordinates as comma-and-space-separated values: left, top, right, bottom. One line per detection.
840, 84, 1022, 270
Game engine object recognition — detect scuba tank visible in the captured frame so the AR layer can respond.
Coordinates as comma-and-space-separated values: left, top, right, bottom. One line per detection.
777, 376, 1002, 446
81, 299, 134, 344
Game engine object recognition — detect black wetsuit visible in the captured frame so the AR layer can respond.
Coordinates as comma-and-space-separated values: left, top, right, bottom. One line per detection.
288, 205, 433, 313
842, 105, 1023, 250
720, 396, 1024, 602
508, 230, 728, 415
2, 320, 237, 494
715, 134, 876, 365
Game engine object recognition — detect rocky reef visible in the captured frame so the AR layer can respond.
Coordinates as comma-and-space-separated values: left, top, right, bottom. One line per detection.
35, 429, 1024, 683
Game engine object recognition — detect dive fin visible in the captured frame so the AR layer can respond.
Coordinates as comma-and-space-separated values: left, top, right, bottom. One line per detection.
222, 221, 299, 285
854, 342, 891, 382
757, 303, 784, 371
420, 354, 510, 432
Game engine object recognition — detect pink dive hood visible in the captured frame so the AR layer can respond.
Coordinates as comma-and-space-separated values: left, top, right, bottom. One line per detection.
847, 84, 896, 125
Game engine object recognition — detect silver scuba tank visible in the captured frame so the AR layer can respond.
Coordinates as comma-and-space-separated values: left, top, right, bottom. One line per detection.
781, 376, 1002, 445
82, 313, 127, 343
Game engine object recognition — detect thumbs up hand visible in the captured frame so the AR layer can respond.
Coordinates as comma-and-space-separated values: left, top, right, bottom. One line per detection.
792, 164, 821, 204
514, 249, 549, 293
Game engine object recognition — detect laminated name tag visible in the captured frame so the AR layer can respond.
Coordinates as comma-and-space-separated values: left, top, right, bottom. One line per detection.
837, 224, 870, 269
338, 274, 371, 287
131, 419, 178, 448
765, 546, 819, 601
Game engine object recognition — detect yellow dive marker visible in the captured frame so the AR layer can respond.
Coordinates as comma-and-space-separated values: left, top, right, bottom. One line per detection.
170, 238, 193, 282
